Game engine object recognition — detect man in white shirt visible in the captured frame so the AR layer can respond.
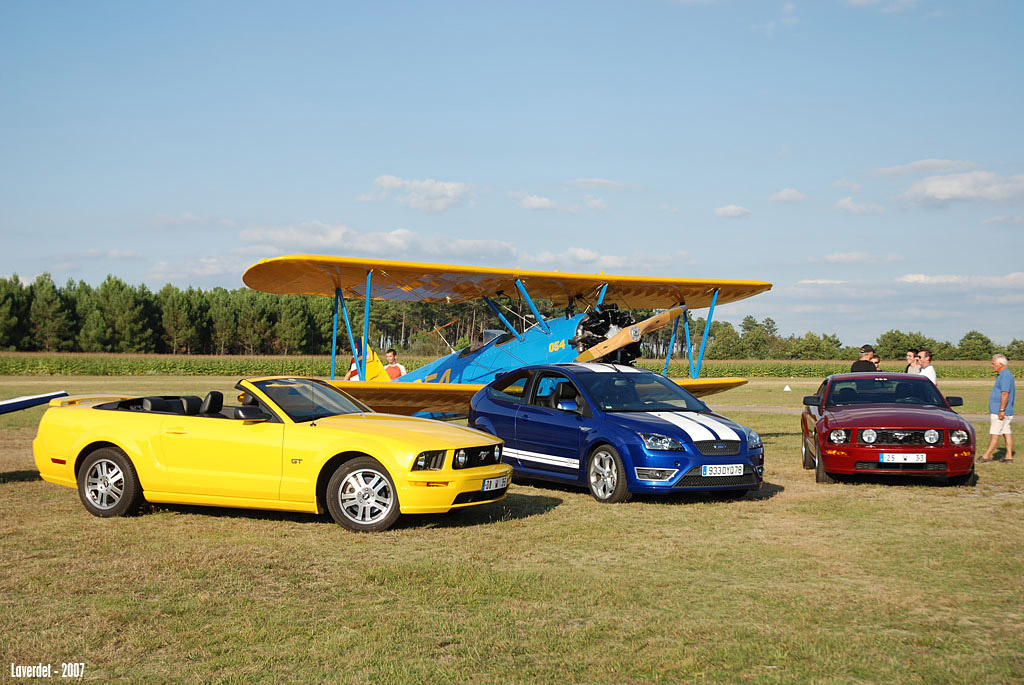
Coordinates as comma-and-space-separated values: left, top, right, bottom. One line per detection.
917, 349, 937, 384
384, 349, 407, 380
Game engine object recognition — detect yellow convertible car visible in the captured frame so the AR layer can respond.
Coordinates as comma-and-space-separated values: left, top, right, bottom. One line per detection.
33, 377, 511, 532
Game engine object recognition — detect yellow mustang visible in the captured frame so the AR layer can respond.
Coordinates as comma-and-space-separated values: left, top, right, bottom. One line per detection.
33, 377, 511, 532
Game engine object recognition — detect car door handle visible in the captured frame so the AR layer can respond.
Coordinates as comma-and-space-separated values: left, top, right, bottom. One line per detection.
163, 427, 188, 435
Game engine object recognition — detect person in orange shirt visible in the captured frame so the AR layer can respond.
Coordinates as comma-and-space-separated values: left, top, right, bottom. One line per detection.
384, 349, 407, 380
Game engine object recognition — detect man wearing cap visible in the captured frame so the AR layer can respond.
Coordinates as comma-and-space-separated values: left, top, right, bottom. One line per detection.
851, 344, 876, 372
978, 354, 1015, 464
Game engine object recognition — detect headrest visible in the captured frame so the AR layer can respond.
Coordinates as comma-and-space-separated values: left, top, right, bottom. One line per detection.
200, 391, 223, 415
179, 396, 202, 415
556, 382, 578, 400
242, 393, 259, 406
142, 397, 171, 413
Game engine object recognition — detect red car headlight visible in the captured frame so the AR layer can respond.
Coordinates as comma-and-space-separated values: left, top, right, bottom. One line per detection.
950, 430, 969, 445
829, 429, 849, 443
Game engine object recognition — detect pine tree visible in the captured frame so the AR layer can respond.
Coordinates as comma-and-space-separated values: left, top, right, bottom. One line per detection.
29, 273, 70, 351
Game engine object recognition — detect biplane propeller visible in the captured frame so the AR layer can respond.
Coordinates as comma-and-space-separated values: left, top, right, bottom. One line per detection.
243, 255, 772, 415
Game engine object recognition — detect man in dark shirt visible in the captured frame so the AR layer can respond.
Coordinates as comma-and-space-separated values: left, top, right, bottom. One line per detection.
851, 344, 876, 372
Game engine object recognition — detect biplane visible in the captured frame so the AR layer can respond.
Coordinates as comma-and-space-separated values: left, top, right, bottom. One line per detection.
243, 255, 772, 415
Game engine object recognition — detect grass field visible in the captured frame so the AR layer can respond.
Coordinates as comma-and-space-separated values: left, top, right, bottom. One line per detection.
1, 377, 1022, 682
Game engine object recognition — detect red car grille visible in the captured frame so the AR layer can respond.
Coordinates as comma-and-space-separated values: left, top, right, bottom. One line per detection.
858, 429, 943, 446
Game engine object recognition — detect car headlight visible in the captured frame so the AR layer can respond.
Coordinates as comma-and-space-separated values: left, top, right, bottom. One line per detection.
639, 433, 685, 451
412, 450, 445, 471
950, 430, 969, 445
829, 429, 848, 443
861, 429, 877, 444
924, 429, 940, 445
494, 444, 502, 459
746, 429, 762, 450
454, 449, 468, 468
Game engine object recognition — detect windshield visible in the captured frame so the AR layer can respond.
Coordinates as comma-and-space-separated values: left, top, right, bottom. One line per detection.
252, 378, 369, 422
576, 373, 708, 413
826, 377, 946, 407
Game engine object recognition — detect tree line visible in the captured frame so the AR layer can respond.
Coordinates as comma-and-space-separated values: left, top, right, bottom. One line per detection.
1, 274, 1020, 361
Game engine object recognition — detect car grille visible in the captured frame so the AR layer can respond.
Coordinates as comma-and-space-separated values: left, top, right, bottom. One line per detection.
673, 464, 758, 489
452, 486, 507, 504
859, 429, 943, 446
693, 440, 741, 456
451, 444, 503, 470
855, 461, 947, 472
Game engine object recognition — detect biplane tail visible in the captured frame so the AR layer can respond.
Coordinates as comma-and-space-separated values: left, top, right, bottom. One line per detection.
345, 339, 391, 382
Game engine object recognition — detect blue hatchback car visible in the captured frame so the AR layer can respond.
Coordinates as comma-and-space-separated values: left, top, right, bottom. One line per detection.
468, 363, 765, 502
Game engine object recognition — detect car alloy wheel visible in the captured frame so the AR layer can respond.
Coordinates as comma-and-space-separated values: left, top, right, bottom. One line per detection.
77, 447, 142, 518
326, 457, 401, 532
587, 445, 631, 503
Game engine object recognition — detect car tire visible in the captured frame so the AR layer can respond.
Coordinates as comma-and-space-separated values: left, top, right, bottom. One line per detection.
326, 457, 401, 532
801, 441, 815, 470
947, 466, 976, 487
587, 445, 631, 503
814, 452, 837, 484
77, 447, 143, 517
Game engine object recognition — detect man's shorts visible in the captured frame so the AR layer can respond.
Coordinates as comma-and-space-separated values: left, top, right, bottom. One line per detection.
990, 414, 1014, 435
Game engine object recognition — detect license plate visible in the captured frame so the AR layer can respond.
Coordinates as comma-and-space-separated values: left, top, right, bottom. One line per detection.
702, 464, 743, 477
879, 453, 926, 463
482, 476, 508, 492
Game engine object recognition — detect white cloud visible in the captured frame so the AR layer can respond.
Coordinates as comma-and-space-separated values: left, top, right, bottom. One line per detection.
983, 215, 1024, 225
903, 171, 1024, 205
770, 188, 807, 203
871, 159, 980, 177
570, 178, 631, 190
846, 0, 918, 13
714, 204, 752, 218
527, 248, 694, 271
753, 2, 798, 37
151, 213, 238, 229
832, 178, 862, 193
355, 192, 386, 203
148, 256, 251, 281
897, 272, 1024, 288
658, 204, 681, 214
372, 174, 471, 212
835, 197, 885, 214
823, 252, 900, 264
797, 279, 849, 285
520, 194, 558, 211
61, 249, 144, 260
584, 195, 608, 211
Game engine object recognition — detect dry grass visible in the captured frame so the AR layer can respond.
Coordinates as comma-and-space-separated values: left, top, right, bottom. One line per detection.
1, 377, 1022, 682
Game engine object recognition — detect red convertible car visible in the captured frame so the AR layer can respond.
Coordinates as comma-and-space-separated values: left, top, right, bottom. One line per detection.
801, 373, 975, 485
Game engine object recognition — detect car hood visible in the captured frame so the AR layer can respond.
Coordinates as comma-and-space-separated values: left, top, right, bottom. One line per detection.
604, 410, 747, 443
824, 404, 966, 429
308, 413, 498, 449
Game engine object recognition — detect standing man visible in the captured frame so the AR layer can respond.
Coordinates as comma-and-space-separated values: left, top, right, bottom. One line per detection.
384, 349, 407, 380
917, 349, 936, 384
851, 345, 876, 372
979, 354, 1015, 464
904, 348, 921, 374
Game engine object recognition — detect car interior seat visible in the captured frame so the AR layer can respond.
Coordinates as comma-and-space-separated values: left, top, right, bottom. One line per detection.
554, 382, 578, 407
178, 395, 202, 415
894, 381, 923, 403
199, 391, 224, 417
834, 387, 858, 404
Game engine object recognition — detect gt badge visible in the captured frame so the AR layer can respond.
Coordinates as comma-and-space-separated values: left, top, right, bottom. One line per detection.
291, 458, 302, 464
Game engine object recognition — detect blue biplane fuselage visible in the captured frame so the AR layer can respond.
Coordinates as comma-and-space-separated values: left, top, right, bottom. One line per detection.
402, 315, 585, 386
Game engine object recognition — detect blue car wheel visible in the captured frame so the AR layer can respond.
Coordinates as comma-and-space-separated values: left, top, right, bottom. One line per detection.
587, 444, 631, 504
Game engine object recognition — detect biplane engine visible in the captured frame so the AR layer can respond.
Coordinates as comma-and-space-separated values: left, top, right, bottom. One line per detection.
570, 305, 643, 365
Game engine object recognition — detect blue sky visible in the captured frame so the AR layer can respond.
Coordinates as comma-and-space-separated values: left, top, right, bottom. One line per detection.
2, 0, 1022, 345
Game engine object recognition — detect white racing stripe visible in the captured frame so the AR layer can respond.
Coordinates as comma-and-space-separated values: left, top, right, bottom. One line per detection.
686, 413, 741, 441
504, 447, 579, 469
646, 411, 717, 442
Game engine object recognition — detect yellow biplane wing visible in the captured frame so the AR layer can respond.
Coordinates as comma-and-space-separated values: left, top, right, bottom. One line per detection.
332, 376, 747, 416
244, 255, 771, 309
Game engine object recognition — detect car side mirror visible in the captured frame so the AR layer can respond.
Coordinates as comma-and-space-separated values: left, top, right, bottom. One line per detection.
556, 400, 580, 413
945, 396, 963, 407
803, 396, 820, 406
233, 406, 272, 422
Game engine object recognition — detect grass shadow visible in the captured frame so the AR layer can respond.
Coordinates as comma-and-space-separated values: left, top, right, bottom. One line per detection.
145, 491, 563, 530
0, 469, 41, 484
398, 492, 563, 530
513, 475, 784, 504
